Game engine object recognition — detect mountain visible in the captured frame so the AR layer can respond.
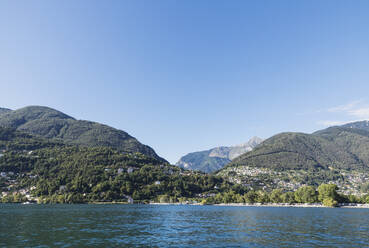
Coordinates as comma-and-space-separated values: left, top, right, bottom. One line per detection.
176, 137, 263, 173
0, 106, 165, 162
0, 127, 235, 203
341, 120, 369, 132
227, 128, 369, 171
217, 124, 369, 194
0, 108, 11, 115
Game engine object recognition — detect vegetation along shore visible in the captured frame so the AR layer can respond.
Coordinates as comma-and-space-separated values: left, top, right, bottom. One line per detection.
2, 106, 369, 208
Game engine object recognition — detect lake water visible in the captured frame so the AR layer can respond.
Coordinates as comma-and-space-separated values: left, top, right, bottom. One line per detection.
0, 204, 368, 247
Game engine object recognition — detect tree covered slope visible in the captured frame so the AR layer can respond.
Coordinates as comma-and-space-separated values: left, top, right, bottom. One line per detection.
0, 108, 11, 115
217, 125, 369, 194
227, 128, 369, 171
0, 106, 165, 162
0, 127, 237, 203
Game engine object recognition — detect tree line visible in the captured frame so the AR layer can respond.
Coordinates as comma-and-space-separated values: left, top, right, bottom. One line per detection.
201, 184, 369, 207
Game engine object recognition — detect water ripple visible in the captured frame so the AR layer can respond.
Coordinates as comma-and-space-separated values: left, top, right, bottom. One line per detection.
1, 204, 369, 247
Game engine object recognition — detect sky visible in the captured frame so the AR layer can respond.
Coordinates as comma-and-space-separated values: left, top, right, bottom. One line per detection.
1, 1, 369, 163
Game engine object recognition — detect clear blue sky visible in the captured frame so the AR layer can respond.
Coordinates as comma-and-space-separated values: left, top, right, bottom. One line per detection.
1, 1, 369, 163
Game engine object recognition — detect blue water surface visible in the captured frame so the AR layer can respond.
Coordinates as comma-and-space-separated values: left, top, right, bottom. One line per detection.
0, 204, 368, 247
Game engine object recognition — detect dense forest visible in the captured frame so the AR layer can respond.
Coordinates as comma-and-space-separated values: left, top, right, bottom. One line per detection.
201, 184, 369, 207
0, 127, 242, 204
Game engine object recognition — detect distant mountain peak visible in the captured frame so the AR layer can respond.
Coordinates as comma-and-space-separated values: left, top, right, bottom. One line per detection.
341, 120, 369, 131
235, 136, 263, 148
176, 137, 263, 173
16, 106, 75, 120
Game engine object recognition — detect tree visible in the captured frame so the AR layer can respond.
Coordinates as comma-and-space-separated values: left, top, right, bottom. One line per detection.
159, 194, 169, 203
280, 192, 295, 204
203, 197, 215, 205
223, 191, 237, 203
270, 189, 283, 203
294, 186, 318, 203
318, 184, 339, 203
256, 191, 270, 203
244, 191, 258, 203
323, 197, 338, 207
347, 194, 360, 203
365, 195, 369, 204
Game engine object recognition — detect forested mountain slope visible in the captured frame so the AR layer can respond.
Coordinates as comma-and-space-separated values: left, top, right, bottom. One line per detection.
0, 106, 165, 161
218, 125, 369, 194
0, 127, 237, 203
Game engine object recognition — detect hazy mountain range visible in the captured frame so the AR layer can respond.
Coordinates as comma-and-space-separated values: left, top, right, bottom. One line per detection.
176, 137, 263, 173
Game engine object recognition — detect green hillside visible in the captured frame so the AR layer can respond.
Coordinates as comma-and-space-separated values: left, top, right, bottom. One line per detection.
0, 108, 11, 115
228, 128, 369, 171
0, 106, 165, 162
0, 127, 238, 203
218, 126, 369, 194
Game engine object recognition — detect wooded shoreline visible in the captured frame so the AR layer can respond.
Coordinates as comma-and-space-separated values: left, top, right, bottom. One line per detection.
149, 202, 369, 208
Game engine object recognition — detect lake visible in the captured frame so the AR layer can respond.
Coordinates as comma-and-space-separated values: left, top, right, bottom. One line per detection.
0, 204, 368, 247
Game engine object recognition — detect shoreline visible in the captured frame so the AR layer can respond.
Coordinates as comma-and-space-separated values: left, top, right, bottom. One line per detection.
6, 202, 369, 208
149, 202, 369, 208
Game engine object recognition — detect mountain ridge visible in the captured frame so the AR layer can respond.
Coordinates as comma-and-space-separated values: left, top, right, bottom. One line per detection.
217, 122, 369, 194
0, 108, 12, 115
176, 137, 263, 173
0, 105, 166, 162
0, 126, 237, 203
